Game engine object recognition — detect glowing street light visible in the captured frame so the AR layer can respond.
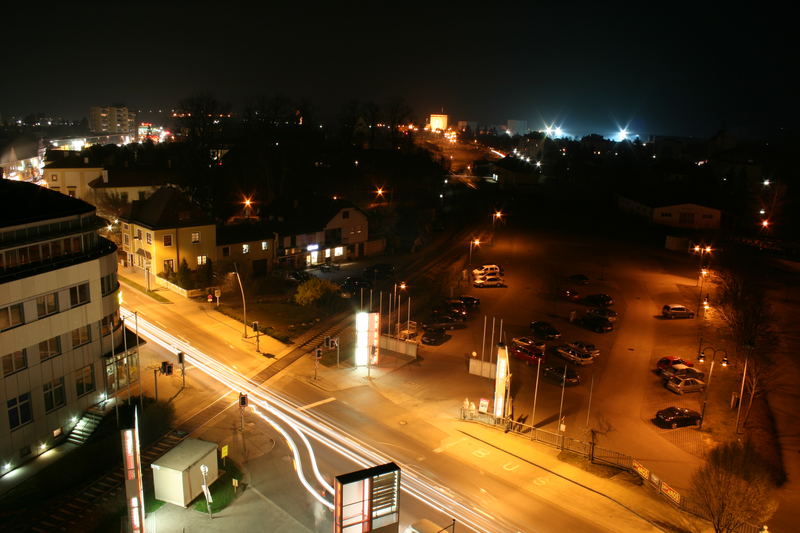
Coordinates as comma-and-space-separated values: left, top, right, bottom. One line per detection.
763, 179, 770, 186
375, 187, 384, 198
535, 161, 542, 168
468, 238, 481, 265
761, 219, 770, 228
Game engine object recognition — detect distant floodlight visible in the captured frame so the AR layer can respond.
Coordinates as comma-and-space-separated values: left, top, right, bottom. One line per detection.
544, 126, 553, 136
554, 127, 563, 137
535, 161, 542, 167
763, 179, 770, 186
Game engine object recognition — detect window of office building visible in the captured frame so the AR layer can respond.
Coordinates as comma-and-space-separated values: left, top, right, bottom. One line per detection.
43, 377, 66, 412
75, 364, 95, 397
69, 282, 90, 307
72, 325, 92, 348
7, 392, 32, 430
191, 232, 200, 244
39, 337, 62, 361
101, 310, 120, 336
0, 303, 25, 331
2, 349, 27, 376
101, 273, 118, 296
37, 292, 59, 318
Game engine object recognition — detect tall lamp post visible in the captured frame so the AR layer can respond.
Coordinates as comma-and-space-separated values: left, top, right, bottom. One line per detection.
698, 346, 728, 429
233, 263, 247, 339
692, 244, 713, 287
492, 211, 503, 230
468, 239, 480, 266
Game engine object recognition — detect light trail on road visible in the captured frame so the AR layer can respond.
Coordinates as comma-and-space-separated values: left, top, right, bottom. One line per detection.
121, 307, 520, 533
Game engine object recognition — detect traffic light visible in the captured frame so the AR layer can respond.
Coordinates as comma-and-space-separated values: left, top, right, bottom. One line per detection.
315, 348, 323, 360
165, 363, 174, 376
253, 321, 259, 333
177, 352, 184, 365
324, 336, 331, 348
161, 361, 169, 374
239, 393, 248, 407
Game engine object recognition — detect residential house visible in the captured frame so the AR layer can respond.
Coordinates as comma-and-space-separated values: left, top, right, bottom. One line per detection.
89, 168, 175, 208
216, 223, 279, 277
42, 157, 105, 201
119, 187, 216, 276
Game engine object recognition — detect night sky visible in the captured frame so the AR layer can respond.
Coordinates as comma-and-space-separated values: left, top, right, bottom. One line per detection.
4, 2, 792, 138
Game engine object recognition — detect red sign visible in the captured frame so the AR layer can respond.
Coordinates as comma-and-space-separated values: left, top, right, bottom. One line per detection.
660, 481, 681, 504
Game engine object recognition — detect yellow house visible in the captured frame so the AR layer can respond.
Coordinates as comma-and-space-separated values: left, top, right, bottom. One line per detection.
119, 187, 217, 276
43, 158, 105, 201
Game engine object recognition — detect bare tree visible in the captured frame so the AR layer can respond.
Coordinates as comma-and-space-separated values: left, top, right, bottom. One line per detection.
689, 440, 777, 533
586, 415, 614, 463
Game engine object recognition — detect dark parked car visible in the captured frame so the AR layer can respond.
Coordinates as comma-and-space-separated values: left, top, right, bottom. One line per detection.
457, 295, 481, 307
510, 337, 546, 363
582, 293, 614, 307
587, 307, 618, 322
421, 313, 460, 331
577, 314, 614, 333
339, 276, 372, 297
288, 270, 312, 282
568, 274, 590, 285
530, 321, 561, 339
542, 365, 581, 386
433, 305, 467, 321
560, 288, 581, 301
443, 299, 470, 317
654, 407, 701, 429
363, 263, 395, 280
421, 328, 449, 345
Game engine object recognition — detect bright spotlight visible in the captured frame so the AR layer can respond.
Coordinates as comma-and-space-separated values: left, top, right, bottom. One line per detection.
554, 127, 563, 137
618, 128, 629, 141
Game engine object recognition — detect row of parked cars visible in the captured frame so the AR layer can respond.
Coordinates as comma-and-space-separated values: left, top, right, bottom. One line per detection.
651, 356, 706, 429
420, 295, 481, 345
472, 264, 506, 288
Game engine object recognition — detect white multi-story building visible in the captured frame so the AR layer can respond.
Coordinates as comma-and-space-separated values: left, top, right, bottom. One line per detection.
89, 106, 137, 134
0, 180, 129, 472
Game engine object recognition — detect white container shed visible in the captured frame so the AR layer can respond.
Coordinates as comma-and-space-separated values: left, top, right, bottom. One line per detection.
151, 438, 219, 507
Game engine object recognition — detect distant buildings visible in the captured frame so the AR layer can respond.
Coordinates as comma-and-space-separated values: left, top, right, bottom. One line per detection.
0, 180, 125, 470
429, 114, 448, 132
506, 120, 528, 136
89, 106, 136, 134
0, 138, 46, 181
617, 196, 722, 230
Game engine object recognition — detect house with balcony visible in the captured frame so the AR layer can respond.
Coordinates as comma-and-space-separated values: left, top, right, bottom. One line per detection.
119, 186, 216, 276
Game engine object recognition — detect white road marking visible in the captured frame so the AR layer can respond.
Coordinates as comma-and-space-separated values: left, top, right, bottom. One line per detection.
298, 397, 336, 411
502, 461, 520, 472
472, 448, 490, 458
433, 437, 466, 453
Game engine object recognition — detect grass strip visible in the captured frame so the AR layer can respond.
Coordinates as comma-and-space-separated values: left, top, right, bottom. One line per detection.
119, 275, 172, 303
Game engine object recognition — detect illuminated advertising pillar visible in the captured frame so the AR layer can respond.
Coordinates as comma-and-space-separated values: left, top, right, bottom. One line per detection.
493, 343, 510, 418
121, 407, 145, 533
334, 462, 401, 533
355, 312, 381, 367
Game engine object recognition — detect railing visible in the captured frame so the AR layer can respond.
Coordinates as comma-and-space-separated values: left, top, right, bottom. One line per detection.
0, 239, 117, 283
457, 408, 761, 533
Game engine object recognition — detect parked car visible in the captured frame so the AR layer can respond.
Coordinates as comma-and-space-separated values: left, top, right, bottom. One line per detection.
656, 356, 694, 371
560, 288, 581, 301
662, 304, 695, 319
363, 263, 395, 280
582, 293, 614, 306
654, 407, 702, 429
530, 321, 561, 339
661, 364, 705, 381
568, 274, 590, 285
288, 270, 312, 282
443, 299, 470, 317
457, 295, 480, 307
420, 314, 460, 331
666, 376, 706, 394
587, 307, 618, 322
421, 328, 449, 345
576, 314, 614, 333
543, 365, 581, 386
319, 262, 340, 272
433, 305, 467, 321
555, 344, 595, 365
472, 264, 504, 277
510, 337, 546, 363
568, 341, 600, 358
473, 276, 505, 288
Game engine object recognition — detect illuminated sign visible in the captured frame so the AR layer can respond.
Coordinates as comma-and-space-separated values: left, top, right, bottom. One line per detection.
493, 343, 509, 418
355, 312, 380, 366
121, 408, 145, 533
335, 463, 401, 533
307, 244, 319, 251
660, 481, 681, 504
633, 459, 650, 481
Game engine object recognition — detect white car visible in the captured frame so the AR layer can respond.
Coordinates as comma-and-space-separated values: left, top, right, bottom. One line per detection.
473, 275, 505, 288
666, 376, 705, 394
472, 264, 503, 277
555, 345, 595, 365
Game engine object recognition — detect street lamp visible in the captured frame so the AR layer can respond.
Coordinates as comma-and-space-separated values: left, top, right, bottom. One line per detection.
698, 346, 727, 429
692, 244, 713, 287
468, 239, 481, 266
492, 211, 503, 229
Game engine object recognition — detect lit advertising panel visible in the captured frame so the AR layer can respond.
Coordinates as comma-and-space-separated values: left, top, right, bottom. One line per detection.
335, 463, 400, 533
355, 312, 380, 367
121, 408, 145, 533
494, 343, 509, 418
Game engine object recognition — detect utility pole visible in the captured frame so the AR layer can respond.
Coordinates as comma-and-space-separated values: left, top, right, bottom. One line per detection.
234, 263, 247, 339
154, 368, 159, 403
253, 322, 260, 353
178, 351, 185, 390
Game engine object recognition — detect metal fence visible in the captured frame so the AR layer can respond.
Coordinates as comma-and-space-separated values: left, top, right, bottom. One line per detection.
457, 408, 762, 533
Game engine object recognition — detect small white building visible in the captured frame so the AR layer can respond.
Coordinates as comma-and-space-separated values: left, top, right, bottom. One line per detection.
151, 438, 218, 507
617, 196, 721, 230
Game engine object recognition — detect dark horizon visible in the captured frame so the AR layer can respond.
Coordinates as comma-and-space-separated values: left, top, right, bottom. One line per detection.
3, 3, 793, 139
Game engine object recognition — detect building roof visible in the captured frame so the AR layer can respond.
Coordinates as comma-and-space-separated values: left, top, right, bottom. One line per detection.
0, 180, 94, 228
271, 198, 364, 235
89, 168, 176, 189
216, 222, 280, 246
151, 438, 217, 471
0, 137, 41, 165
122, 186, 214, 229
44, 155, 103, 169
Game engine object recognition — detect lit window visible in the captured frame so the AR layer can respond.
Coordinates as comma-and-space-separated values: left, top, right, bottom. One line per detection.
71, 325, 91, 348
261, 241, 269, 251
197, 255, 207, 266
0, 303, 25, 331
242, 244, 250, 254
36, 292, 59, 318
191, 232, 200, 244
69, 283, 90, 307
334, 246, 344, 257
39, 337, 62, 361
325, 248, 331, 258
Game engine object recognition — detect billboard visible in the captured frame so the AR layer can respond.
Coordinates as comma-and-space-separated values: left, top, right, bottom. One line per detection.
355, 312, 380, 366
121, 408, 145, 533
